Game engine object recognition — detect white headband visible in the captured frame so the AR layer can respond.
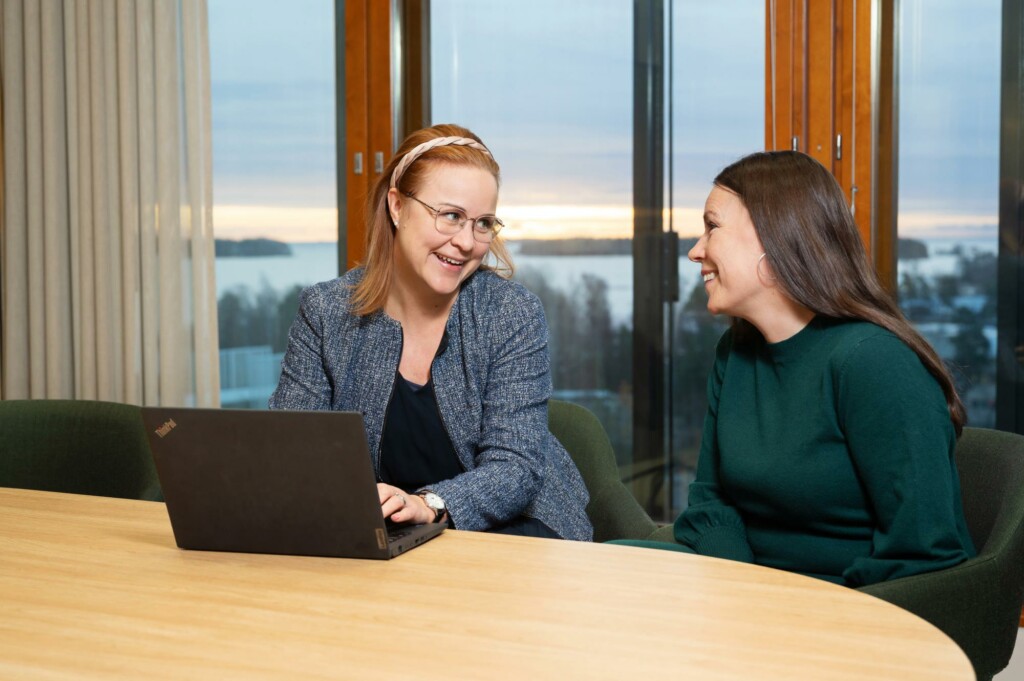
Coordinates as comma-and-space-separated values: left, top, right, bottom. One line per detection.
389, 136, 492, 189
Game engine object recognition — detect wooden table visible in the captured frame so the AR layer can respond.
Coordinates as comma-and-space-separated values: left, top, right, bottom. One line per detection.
0, 488, 973, 680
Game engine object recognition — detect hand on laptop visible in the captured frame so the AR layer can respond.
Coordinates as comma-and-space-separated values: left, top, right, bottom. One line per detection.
378, 483, 433, 525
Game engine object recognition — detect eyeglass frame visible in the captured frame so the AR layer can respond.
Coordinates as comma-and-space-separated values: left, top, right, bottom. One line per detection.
401, 192, 505, 243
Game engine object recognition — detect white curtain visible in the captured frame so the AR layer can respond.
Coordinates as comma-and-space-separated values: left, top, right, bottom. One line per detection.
0, 0, 219, 407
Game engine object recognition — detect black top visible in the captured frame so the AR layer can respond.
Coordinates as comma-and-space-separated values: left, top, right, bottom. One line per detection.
378, 371, 462, 492
378, 332, 560, 539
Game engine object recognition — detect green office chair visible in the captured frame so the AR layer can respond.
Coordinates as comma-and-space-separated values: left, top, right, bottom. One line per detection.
859, 427, 1024, 681
548, 399, 658, 542
0, 399, 162, 501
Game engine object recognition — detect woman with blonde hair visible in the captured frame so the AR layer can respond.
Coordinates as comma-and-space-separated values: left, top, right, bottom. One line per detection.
270, 124, 592, 540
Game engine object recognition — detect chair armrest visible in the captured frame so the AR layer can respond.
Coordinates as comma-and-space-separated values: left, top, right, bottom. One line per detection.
645, 524, 675, 543
858, 553, 1020, 680
587, 484, 658, 542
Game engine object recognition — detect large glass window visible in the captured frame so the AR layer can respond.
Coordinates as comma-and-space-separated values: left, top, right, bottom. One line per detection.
430, 1, 763, 518
897, 0, 1000, 427
431, 0, 636, 466
668, 2, 764, 516
209, 1, 337, 408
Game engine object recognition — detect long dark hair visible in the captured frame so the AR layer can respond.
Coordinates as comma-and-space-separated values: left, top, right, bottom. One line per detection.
715, 150, 966, 435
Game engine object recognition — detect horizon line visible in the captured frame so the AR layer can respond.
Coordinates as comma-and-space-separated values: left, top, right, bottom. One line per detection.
213, 203, 998, 243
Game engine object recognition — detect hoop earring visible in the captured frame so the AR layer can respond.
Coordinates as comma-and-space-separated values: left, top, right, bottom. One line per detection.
757, 252, 777, 283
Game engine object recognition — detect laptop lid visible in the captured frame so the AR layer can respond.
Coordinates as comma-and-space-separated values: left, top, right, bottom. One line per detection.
141, 407, 444, 560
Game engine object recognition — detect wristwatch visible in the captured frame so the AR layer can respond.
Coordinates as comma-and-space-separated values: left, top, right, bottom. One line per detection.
418, 491, 447, 524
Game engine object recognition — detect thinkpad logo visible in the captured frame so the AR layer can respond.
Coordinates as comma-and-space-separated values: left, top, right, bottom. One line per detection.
154, 419, 177, 438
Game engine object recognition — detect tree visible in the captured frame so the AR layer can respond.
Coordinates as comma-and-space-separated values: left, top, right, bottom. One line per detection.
217, 281, 305, 351
578, 274, 612, 390
672, 285, 728, 469
218, 288, 253, 349
276, 285, 304, 352
951, 309, 992, 390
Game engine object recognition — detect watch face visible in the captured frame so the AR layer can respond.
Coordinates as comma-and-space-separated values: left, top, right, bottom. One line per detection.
424, 492, 445, 511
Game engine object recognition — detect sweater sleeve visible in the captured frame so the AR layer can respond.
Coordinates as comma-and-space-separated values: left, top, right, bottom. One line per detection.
673, 332, 755, 563
837, 335, 974, 587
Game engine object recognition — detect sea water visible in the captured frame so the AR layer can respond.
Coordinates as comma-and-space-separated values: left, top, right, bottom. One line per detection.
214, 236, 999, 327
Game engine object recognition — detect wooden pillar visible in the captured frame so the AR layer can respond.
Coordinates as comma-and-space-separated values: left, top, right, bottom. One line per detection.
343, 0, 393, 269
766, 0, 875, 258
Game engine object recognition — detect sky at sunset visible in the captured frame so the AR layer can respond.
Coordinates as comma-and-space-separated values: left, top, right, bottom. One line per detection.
209, 0, 1001, 244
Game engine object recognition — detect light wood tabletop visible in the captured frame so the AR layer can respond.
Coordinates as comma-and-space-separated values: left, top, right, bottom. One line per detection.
0, 487, 973, 680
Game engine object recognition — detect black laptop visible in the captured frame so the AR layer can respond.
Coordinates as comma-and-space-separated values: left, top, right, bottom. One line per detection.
140, 407, 445, 559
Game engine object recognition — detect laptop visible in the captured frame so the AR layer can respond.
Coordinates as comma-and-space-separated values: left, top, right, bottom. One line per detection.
140, 407, 445, 559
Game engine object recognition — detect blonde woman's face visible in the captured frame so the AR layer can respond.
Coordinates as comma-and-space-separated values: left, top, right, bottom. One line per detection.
388, 164, 497, 305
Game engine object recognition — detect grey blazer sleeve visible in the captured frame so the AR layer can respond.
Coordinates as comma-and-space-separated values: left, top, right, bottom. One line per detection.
428, 290, 552, 531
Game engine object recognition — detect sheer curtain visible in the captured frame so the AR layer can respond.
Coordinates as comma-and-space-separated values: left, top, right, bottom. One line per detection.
0, 0, 219, 407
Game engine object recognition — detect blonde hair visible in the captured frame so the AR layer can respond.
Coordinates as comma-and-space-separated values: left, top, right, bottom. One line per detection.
351, 123, 514, 316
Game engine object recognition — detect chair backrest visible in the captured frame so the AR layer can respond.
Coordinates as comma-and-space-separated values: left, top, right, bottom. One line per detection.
548, 399, 656, 542
955, 427, 1024, 677
956, 427, 1024, 562
860, 426, 1024, 680
0, 399, 161, 501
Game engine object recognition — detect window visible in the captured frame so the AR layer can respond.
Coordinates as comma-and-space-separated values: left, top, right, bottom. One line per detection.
896, 0, 1000, 427
430, 0, 639, 505
341, 0, 1023, 521
669, 1, 763, 515
429, 1, 763, 518
209, 0, 338, 408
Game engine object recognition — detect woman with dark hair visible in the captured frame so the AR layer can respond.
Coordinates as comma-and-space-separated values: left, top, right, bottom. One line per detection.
269, 123, 592, 541
627, 150, 974, 585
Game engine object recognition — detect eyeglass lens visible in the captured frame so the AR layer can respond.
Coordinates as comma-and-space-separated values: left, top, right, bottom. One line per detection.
434, 206, 501, 241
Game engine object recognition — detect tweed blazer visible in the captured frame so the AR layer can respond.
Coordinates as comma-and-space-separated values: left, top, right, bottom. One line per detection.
269, 268, 593, 541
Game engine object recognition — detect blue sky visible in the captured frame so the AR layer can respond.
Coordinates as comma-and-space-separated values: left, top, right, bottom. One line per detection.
899, 0, 1001, 221
209, 0, 335, 210
208, 0, 1001, 241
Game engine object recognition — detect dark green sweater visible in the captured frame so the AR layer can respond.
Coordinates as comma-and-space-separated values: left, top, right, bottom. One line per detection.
674, 317, 975, 586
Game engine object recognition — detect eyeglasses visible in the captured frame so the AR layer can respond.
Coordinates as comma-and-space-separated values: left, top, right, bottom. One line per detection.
403, 193, 504, 243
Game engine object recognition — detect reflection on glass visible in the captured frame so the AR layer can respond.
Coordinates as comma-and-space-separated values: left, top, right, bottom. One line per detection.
209, 1, 338, 408
431, 0, 636, 465
897, 0, 999, 427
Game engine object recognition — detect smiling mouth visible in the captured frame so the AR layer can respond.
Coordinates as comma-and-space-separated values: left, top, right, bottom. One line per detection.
702, 272, 717, 283
435, 253, 466, 268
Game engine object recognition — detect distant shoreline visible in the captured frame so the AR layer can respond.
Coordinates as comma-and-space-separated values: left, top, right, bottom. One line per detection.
215, 238, 292, 258
514, 236, 932, 259
211, 235, 983, 259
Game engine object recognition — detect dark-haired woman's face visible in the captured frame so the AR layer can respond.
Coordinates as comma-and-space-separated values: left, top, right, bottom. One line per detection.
688, 186, 769, 319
